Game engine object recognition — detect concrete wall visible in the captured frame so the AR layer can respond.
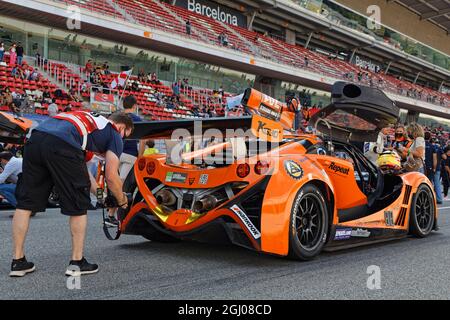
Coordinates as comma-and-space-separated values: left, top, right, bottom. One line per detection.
335, 0, 450, 55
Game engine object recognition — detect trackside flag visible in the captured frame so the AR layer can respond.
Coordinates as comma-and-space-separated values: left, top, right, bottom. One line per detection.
110, 69, 133, 89
226, 93, 244, 110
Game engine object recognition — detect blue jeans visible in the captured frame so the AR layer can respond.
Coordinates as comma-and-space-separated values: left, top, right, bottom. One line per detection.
17, 55, 23, 65
0, 51, 4, 62
434, 171, 443, 203
0, 184, 17, 207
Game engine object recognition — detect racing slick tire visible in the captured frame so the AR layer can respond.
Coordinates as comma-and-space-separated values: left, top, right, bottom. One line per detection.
288, 184, 328, 261
409, 184, 435, 238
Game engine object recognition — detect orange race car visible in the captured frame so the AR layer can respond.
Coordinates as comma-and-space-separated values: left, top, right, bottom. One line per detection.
115, 82, 438, 260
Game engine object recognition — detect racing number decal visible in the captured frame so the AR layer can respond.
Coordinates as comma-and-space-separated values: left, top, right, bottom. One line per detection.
284, 160, 304, 180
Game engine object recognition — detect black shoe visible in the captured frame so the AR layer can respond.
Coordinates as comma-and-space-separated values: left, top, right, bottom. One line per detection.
65, 257, 99, 276
10, 256, 35, 277
104, 216, 119, 227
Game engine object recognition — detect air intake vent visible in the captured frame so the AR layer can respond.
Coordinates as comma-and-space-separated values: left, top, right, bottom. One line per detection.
403, 185, 412, 205
395, 207, 408, 226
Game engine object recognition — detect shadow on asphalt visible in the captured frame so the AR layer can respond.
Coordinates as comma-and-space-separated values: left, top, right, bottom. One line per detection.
115, 231, 443, 268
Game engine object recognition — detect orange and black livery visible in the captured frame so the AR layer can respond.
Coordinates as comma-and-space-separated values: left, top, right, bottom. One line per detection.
117, 82, 438, 260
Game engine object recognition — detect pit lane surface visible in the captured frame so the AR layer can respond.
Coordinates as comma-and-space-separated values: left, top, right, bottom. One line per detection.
1, 202, 450, 300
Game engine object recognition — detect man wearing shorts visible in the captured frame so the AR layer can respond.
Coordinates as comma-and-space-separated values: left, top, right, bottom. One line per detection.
10, 111, 134, 277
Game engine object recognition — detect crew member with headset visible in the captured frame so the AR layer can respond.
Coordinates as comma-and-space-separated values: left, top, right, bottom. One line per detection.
10, 111, 134, 277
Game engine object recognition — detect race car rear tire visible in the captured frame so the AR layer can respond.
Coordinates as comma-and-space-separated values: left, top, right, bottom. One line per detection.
288, 184, 328, 261
409, 184, 435, 238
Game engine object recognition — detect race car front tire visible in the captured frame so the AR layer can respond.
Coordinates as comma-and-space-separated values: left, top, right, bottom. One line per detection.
288, 184, 328, 260
409, 184, 435, 238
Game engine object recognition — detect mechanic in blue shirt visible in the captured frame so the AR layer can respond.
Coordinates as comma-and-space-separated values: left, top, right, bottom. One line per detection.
10, 111, 134, 278
119, 95, 145, 180
105, 95, 145, 226
424, 132, 443, 204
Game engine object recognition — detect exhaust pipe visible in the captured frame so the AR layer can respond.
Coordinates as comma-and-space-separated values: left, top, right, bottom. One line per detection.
155, 189, 177, 206
193, 195, 225, 213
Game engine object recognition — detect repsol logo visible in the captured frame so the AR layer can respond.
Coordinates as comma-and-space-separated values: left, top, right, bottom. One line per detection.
230, 205, 261, 239
187, 0, 240, 26
328, 162, 350, 175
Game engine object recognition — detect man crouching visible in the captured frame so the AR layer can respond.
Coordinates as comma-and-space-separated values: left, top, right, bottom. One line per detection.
10, 111, 133, 277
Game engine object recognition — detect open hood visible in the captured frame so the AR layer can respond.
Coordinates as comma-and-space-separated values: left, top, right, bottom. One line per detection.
0, 112, 33, 144
310, 82, 399, 142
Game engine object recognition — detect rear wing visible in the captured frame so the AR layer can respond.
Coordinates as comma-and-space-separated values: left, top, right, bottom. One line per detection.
129, 88, 294, 142
129, 116, 253, 140
0, 112, 33, 145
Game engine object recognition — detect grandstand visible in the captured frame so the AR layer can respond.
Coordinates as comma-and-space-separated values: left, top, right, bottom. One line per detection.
0, 0, 449, 125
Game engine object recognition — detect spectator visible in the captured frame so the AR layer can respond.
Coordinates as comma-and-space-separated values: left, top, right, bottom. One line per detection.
3, 88, 13, 110
9, 44, 17, 66
35, 51, 42, 66
389, 124, 412, 162
138, 69, 146, 82
403, 123, 425, 173
0, 151, 23, 209
42, 88, 51, 102
16, 42, 24, 66
425, 132, 443, 204
68, 87, 81, 102
222, 33, 229, 46
442, 147, 450, 201
185, 19, 191, 35
304, 56, 309, 68
0, 42, 4, 63
30, 68, 39, 81
104, 65, 111, 75
24, 67, 31, 80
131, 81, 140, 92
47, 99, 59, 117
172, 81, 180, 97
144, 140, 159, 156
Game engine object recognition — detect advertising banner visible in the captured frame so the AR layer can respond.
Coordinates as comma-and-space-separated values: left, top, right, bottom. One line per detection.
175, 0, 247, 28
90, 92, 117, 114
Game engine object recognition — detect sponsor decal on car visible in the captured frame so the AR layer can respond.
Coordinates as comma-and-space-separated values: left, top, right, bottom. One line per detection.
351, 228, 371, 238
166, 172, 188, 183
251, 114, 283, 142
384, 211, 394, 226
334, 228, 352, 240
328, 162, 350, 175
284, 160, 304, 180
230, 205, 261, 240
259, 104, 281, 120
189, 178, 195, 185
199, 174, 209, 185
